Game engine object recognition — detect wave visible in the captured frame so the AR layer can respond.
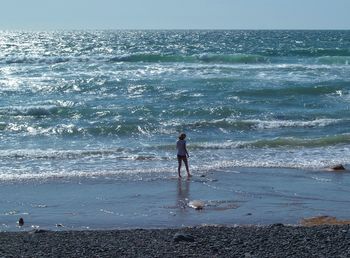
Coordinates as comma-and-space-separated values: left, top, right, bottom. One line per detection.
1, 103, 115, 120
3, 53, 349, 67
0, 148, 127, 160
290, 48, 350, 57
4, 135, 348, 161
1, 56, 72, 65
1, 121, 156, 136
198, 54, 269, 64
245, 118, 342, 130
2, 117, 345, 137
1, 106, 59, 117
317, 56, 350, 65
0, 148, 171, 166
0, 167, 174, 181
237, 83, 349, 97
0, 146, 349, 181
191, 134, 350, 149
181, 118, 343, 131
1, 53, 269, 66
249, 134, 350, 148
109, 53, 269, 64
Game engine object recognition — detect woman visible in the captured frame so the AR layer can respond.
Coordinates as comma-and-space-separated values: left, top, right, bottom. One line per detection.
176, 133, 191, 178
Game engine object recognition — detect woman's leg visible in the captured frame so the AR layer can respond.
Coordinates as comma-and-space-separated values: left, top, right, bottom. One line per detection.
183, 157, 191, 177
177, 157, 182, 177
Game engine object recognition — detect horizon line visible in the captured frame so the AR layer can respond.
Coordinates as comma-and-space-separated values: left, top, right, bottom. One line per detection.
0, 28, 349, 32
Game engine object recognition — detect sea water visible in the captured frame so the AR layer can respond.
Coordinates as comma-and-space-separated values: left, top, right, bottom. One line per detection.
1, 30, 350, 230
1, 30, 349, 181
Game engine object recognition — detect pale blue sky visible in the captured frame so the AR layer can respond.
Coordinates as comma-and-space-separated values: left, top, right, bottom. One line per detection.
1, 0, 349, 30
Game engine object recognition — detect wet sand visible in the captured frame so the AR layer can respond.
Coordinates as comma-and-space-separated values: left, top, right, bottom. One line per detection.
1, 168, 350, 256
1, 168, 350, 231
1, 224, 350, 257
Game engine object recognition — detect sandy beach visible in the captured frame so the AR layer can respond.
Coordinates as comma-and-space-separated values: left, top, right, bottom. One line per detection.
1, 224, 350, 257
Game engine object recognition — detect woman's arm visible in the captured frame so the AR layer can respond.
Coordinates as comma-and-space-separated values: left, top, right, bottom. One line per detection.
185, 143, 189, 157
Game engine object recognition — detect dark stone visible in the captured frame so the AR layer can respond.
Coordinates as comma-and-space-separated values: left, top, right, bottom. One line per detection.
29, 229, 50, 234
271, 223, 284, 227
330, 164, 346, 171
173, 232, 195, 242
18, 218, 24, 227
211, 247, 219, 253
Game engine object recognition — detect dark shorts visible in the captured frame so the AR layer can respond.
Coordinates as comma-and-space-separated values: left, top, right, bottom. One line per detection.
177, 155, 187, 160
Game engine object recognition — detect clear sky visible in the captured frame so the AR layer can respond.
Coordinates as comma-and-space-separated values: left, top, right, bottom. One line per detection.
1, 0, 349, 30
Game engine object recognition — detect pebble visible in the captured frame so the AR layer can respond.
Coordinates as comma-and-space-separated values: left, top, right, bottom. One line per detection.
173, 232, 195, 242
0, 225, 349, 257
188, 200, 204, 210
29, 229, 50, 234
330, 164, 346, 171
18, 218, 24, 227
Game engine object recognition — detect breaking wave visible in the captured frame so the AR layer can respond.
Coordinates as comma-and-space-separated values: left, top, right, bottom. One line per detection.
109, 53, 269, 64
317, 56, 350, 65
190, 134, 350, 149
1, 106, 59, 117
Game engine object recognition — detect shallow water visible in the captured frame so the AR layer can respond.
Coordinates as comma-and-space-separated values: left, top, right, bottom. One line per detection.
1, 168, 350, 231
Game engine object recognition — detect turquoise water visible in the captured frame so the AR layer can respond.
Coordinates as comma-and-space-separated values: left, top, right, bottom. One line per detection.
0, 30, 349, 181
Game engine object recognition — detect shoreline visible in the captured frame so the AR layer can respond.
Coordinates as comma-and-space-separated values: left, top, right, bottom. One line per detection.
1, 167, 350, 231
1, 224, 350, 257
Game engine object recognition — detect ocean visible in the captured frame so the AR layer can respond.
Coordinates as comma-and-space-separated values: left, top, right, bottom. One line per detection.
1, 30, 349, 181
1, 30, 350, 230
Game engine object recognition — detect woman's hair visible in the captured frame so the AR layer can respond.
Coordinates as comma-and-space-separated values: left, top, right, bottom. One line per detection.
178, 133, 186, 140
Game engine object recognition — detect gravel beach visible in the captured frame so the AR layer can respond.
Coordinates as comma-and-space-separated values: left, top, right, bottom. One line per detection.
1, 224, 350, 257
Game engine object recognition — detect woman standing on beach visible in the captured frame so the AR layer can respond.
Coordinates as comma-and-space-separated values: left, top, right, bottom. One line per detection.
176, 133, 191, 178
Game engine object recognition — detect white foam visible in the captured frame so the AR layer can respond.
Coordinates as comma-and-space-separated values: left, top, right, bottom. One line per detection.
247, 118, 342, 129
311, 177, 332, 182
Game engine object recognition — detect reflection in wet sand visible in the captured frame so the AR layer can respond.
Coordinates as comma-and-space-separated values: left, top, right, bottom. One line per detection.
177, 179, 190, 211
